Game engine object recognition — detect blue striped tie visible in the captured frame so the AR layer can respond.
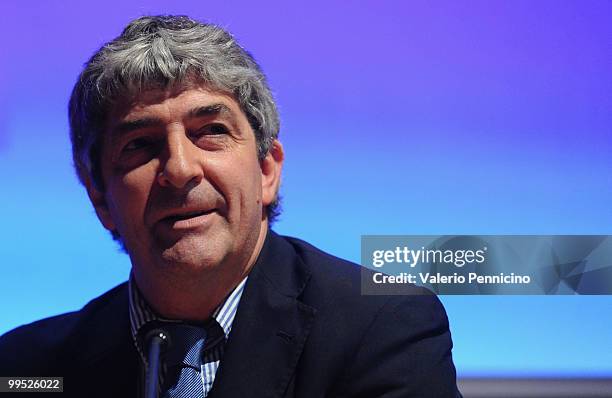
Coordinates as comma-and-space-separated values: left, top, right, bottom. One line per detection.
162, 324, 207, 398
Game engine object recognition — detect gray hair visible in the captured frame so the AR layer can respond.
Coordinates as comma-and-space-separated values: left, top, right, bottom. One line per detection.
69, 15, 281, 226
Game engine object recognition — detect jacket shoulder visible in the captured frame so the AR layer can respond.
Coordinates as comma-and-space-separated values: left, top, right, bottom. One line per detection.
0, 282, 129, 375
279, 235, 460, 396
282, 234, 430, 297
280, 233, 442, 340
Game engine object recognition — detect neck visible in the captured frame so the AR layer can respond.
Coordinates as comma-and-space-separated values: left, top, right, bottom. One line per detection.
133, 222, 269, 322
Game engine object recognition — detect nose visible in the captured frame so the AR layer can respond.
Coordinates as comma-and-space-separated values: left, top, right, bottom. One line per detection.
157, 129, 204, 189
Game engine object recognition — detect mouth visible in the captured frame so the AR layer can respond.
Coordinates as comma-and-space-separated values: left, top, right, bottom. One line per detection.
158, 209, 216, 230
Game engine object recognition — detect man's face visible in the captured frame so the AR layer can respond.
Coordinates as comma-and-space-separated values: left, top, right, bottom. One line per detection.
87, 86, 282, 281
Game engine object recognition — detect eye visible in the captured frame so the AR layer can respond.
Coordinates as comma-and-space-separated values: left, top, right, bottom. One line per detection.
123, 137, 153, 152
194, 123, 230, 137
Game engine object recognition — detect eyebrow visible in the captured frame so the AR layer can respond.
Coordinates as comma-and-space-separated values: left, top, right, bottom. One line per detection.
188, 103, 233, 118
113, 117, 162, 135
112, 103, 235, 136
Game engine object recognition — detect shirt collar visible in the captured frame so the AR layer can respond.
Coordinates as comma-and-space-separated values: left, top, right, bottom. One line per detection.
128, 272, 248, 360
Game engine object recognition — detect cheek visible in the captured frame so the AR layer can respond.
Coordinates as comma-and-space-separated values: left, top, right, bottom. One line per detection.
242, 164, 264, 221
239, 158, 264, 202
107, 170, 156, 227
209, 155, 263, 212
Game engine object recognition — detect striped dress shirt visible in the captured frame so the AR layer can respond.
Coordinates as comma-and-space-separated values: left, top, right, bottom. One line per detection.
128, 274, 247, 396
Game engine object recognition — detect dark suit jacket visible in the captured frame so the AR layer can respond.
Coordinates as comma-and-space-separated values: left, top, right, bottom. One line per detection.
0, 231, 461, 397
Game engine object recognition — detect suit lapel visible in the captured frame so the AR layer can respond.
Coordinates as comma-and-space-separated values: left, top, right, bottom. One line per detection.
209, 231, 316, 398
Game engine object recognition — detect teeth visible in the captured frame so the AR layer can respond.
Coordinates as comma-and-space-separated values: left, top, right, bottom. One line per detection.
184, 211, 203, 217
171, 211, 205, 220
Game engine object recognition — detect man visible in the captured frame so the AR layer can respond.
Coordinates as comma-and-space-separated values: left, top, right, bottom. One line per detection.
0, 15, 461, 397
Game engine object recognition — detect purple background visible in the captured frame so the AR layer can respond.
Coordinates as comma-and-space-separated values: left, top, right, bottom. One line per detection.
1, 0, 611, 377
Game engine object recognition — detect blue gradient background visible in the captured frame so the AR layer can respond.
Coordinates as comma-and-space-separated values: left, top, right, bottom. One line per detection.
1, 0, 611, 377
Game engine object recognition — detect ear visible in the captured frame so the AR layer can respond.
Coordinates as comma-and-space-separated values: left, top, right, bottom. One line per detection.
261, 139, 284, 207
84, 175, 117, 232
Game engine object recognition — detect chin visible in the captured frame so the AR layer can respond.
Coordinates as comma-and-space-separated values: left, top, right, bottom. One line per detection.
158, 236, 227, 273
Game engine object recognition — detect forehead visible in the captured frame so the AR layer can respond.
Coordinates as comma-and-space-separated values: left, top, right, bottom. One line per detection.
106, 86, 247, 131
117, 85, 237, 113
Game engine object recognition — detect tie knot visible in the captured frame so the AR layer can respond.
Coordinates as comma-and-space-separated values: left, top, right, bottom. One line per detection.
164, 323, 207, 369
